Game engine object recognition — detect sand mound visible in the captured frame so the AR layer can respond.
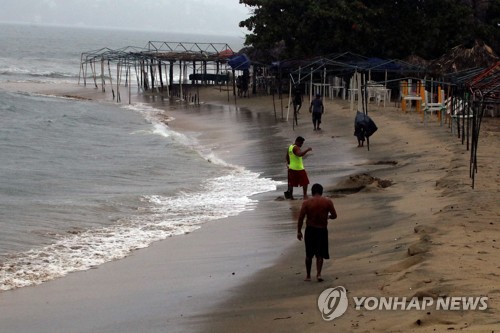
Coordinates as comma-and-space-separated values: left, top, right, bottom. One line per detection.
330, 173, 393, 195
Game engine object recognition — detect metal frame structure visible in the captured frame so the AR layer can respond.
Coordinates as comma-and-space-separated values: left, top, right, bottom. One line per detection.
79, 42, 235, 103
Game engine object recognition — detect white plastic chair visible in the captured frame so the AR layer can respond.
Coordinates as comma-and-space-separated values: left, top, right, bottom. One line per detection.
449, 98, 473, 134
424, 90, 447, 126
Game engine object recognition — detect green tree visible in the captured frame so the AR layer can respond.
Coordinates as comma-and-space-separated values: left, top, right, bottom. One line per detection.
238, 0, 499, 60
477, 0, 500, 52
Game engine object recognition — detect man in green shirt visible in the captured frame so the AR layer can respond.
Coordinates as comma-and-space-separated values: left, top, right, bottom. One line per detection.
285, 136, 312, 200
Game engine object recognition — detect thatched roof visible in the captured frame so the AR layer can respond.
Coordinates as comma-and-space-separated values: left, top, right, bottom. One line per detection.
429, 40, 499, 75
237, 41, 287, 64
404, 54, 430, 68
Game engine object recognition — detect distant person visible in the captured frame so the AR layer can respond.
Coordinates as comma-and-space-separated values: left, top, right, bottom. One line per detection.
297, 183, 337, 282
354, 123, 366, 147
354, 111, 378, 147
309, 93, 324, 130
236, 75, 248, 97
292, 85, 303, 114
285, 136, 312, 200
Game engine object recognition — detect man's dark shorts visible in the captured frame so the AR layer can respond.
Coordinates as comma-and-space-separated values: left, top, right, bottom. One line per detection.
312, 112, 322, 124
304, 226, 329, 259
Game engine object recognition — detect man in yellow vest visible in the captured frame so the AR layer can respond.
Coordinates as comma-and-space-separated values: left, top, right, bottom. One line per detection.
285, 136, 312, 200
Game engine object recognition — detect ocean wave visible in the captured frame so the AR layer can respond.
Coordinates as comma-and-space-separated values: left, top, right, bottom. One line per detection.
0, 168, 279, 291
122, 103, 248, 170
0, 101, 282, 291
0, 68, 78, 79
30, 72, 78, 79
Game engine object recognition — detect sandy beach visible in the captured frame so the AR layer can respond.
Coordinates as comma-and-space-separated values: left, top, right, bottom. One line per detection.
0, 82, 498, 332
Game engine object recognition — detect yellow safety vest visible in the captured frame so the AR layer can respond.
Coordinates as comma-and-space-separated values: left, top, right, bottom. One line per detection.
288, 144, 304, 170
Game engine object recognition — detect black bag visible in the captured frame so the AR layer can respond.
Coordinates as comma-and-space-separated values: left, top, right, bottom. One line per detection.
355, 111, 377, 137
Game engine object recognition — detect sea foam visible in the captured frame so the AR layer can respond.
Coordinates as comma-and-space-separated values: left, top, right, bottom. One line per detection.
0, 103, 281, 291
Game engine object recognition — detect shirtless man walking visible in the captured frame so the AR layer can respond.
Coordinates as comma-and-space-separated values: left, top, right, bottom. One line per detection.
297, 183, 337, 282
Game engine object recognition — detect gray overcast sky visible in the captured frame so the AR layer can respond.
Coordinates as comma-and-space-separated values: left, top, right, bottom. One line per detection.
0, 0, 251, 36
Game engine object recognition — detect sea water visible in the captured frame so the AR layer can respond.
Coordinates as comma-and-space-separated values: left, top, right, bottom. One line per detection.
0, 23, 279, 290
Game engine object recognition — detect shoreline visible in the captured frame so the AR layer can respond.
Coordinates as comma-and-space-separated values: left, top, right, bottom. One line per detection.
177, 85, 499, 331
199, 88, 500, 332
0, 82, 498, 332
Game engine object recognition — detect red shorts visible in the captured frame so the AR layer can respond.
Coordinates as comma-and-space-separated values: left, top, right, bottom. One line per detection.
288, 169, 310, 187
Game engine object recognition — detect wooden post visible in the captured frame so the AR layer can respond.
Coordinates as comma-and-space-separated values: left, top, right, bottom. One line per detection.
360, 73, 364, 113
139, 60, 143, 90
149, 60, 155, 91
309, 67, 313, 103
279, 66, 284, 117
107, 60, 115, 100
140, 60, 146, 90
287, 79, 292, 121
124, 65, 128, 87
101, 57, 105, 92
351, 72, 357, 112
81, 61, 87, 86
179, 60, 183, 100
437, 85, 443, 123
134, 61, 140, 90
401, 80, 407, 112
169, 61, 174, 94
417, 80, 424, 113
183, 63, 188, 84
158, 60, 163, 91
116, 62, 120, 102
227, 69, 230, 101
232, 69, 236, 96
216, 61, 220, 87
430, 78, 434, 103
272, 87, 276, 120
322, 67, 326, 100
203, 60, 207, 85
128, 65, 131, 104
164, 63, 170, 97
196, 84, 200, 105
91, 60, 98, 88
192, 61, 196, 85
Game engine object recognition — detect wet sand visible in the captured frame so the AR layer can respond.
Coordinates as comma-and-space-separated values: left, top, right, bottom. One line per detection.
0, 83, 498, 332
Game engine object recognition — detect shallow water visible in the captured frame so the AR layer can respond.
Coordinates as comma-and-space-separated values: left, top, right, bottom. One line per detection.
0, 23, 278, 291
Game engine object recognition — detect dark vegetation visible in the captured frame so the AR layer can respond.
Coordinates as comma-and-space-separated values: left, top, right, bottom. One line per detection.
238, 0, 500, 62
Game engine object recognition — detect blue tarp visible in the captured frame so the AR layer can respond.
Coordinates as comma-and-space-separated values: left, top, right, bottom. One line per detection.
365, 57, 402, 71
228, 54, 251, 70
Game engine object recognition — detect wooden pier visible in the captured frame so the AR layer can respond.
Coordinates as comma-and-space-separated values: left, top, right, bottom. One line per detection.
79, 41, 236, 104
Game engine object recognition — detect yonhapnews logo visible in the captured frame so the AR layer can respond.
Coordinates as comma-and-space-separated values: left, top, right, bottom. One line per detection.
317, 286, 349, 321
318, 286, 489, 321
